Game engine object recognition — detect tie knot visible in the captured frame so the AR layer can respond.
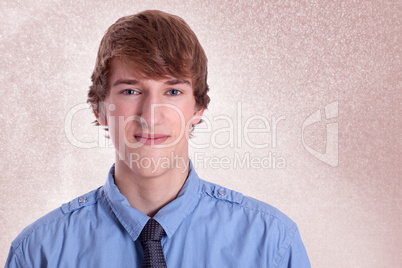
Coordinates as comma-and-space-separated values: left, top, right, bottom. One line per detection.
140, 219, 165, 242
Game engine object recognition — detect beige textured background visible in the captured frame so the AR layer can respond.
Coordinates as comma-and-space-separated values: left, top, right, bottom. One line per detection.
1, 0, 401, 267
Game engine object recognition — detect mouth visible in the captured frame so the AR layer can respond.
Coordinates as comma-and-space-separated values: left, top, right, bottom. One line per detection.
134, 133, 170, 145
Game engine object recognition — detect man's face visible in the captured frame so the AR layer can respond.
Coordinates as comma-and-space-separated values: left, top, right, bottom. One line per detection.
99, 58, 204, 177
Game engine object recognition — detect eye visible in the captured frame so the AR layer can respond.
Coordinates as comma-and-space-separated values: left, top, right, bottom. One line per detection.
122, 89, 139, 95
166, 89, 182, 96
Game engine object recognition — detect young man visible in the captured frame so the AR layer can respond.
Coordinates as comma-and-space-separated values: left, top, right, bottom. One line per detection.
6, 10, 310, 267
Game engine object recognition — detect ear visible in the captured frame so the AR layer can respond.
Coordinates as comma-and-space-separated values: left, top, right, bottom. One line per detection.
92, 104, 107, 126
192, 107, 205, 125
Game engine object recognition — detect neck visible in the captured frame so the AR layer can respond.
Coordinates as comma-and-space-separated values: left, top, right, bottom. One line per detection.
114, 155, 190, 217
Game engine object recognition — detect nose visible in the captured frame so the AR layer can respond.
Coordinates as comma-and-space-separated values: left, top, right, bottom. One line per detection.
138, 93, 164, 128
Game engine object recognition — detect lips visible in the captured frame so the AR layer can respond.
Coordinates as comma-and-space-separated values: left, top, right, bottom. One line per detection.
134, 133, 169, 145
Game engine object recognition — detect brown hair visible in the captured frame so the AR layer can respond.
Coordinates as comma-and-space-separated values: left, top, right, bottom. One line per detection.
87, 10, 210, 125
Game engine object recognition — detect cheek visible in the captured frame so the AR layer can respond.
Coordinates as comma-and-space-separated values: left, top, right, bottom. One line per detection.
107, 107, 131, 134
166, 107, 195, 128
108, 105, 135, 126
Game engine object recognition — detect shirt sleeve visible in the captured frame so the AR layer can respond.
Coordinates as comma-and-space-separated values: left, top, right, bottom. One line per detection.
276, 226, 311, 268
5, 246, 28, 268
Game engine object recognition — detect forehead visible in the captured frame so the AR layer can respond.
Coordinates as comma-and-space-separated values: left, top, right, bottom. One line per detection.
109, 57, 192, 85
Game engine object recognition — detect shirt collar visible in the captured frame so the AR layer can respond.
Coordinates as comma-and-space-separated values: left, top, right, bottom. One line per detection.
103, 160, 201, 241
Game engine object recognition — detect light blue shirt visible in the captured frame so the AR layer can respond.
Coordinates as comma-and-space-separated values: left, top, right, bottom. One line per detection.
6, 161, 310, 267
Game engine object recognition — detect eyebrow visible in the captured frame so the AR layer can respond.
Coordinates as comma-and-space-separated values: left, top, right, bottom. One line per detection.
112, 79, 139, 87
164, 79, 192, 86
112, 78, 191, 87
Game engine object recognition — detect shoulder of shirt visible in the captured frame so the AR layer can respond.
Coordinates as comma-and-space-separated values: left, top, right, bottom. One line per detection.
199, 178, 296, 230
10, 186, 104, 250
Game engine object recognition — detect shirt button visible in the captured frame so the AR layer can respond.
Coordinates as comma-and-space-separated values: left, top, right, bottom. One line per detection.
78, 197, 87, 203
218, 189, 226, 196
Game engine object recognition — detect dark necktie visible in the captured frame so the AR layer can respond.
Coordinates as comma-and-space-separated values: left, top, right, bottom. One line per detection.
139, 218, 167, 268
